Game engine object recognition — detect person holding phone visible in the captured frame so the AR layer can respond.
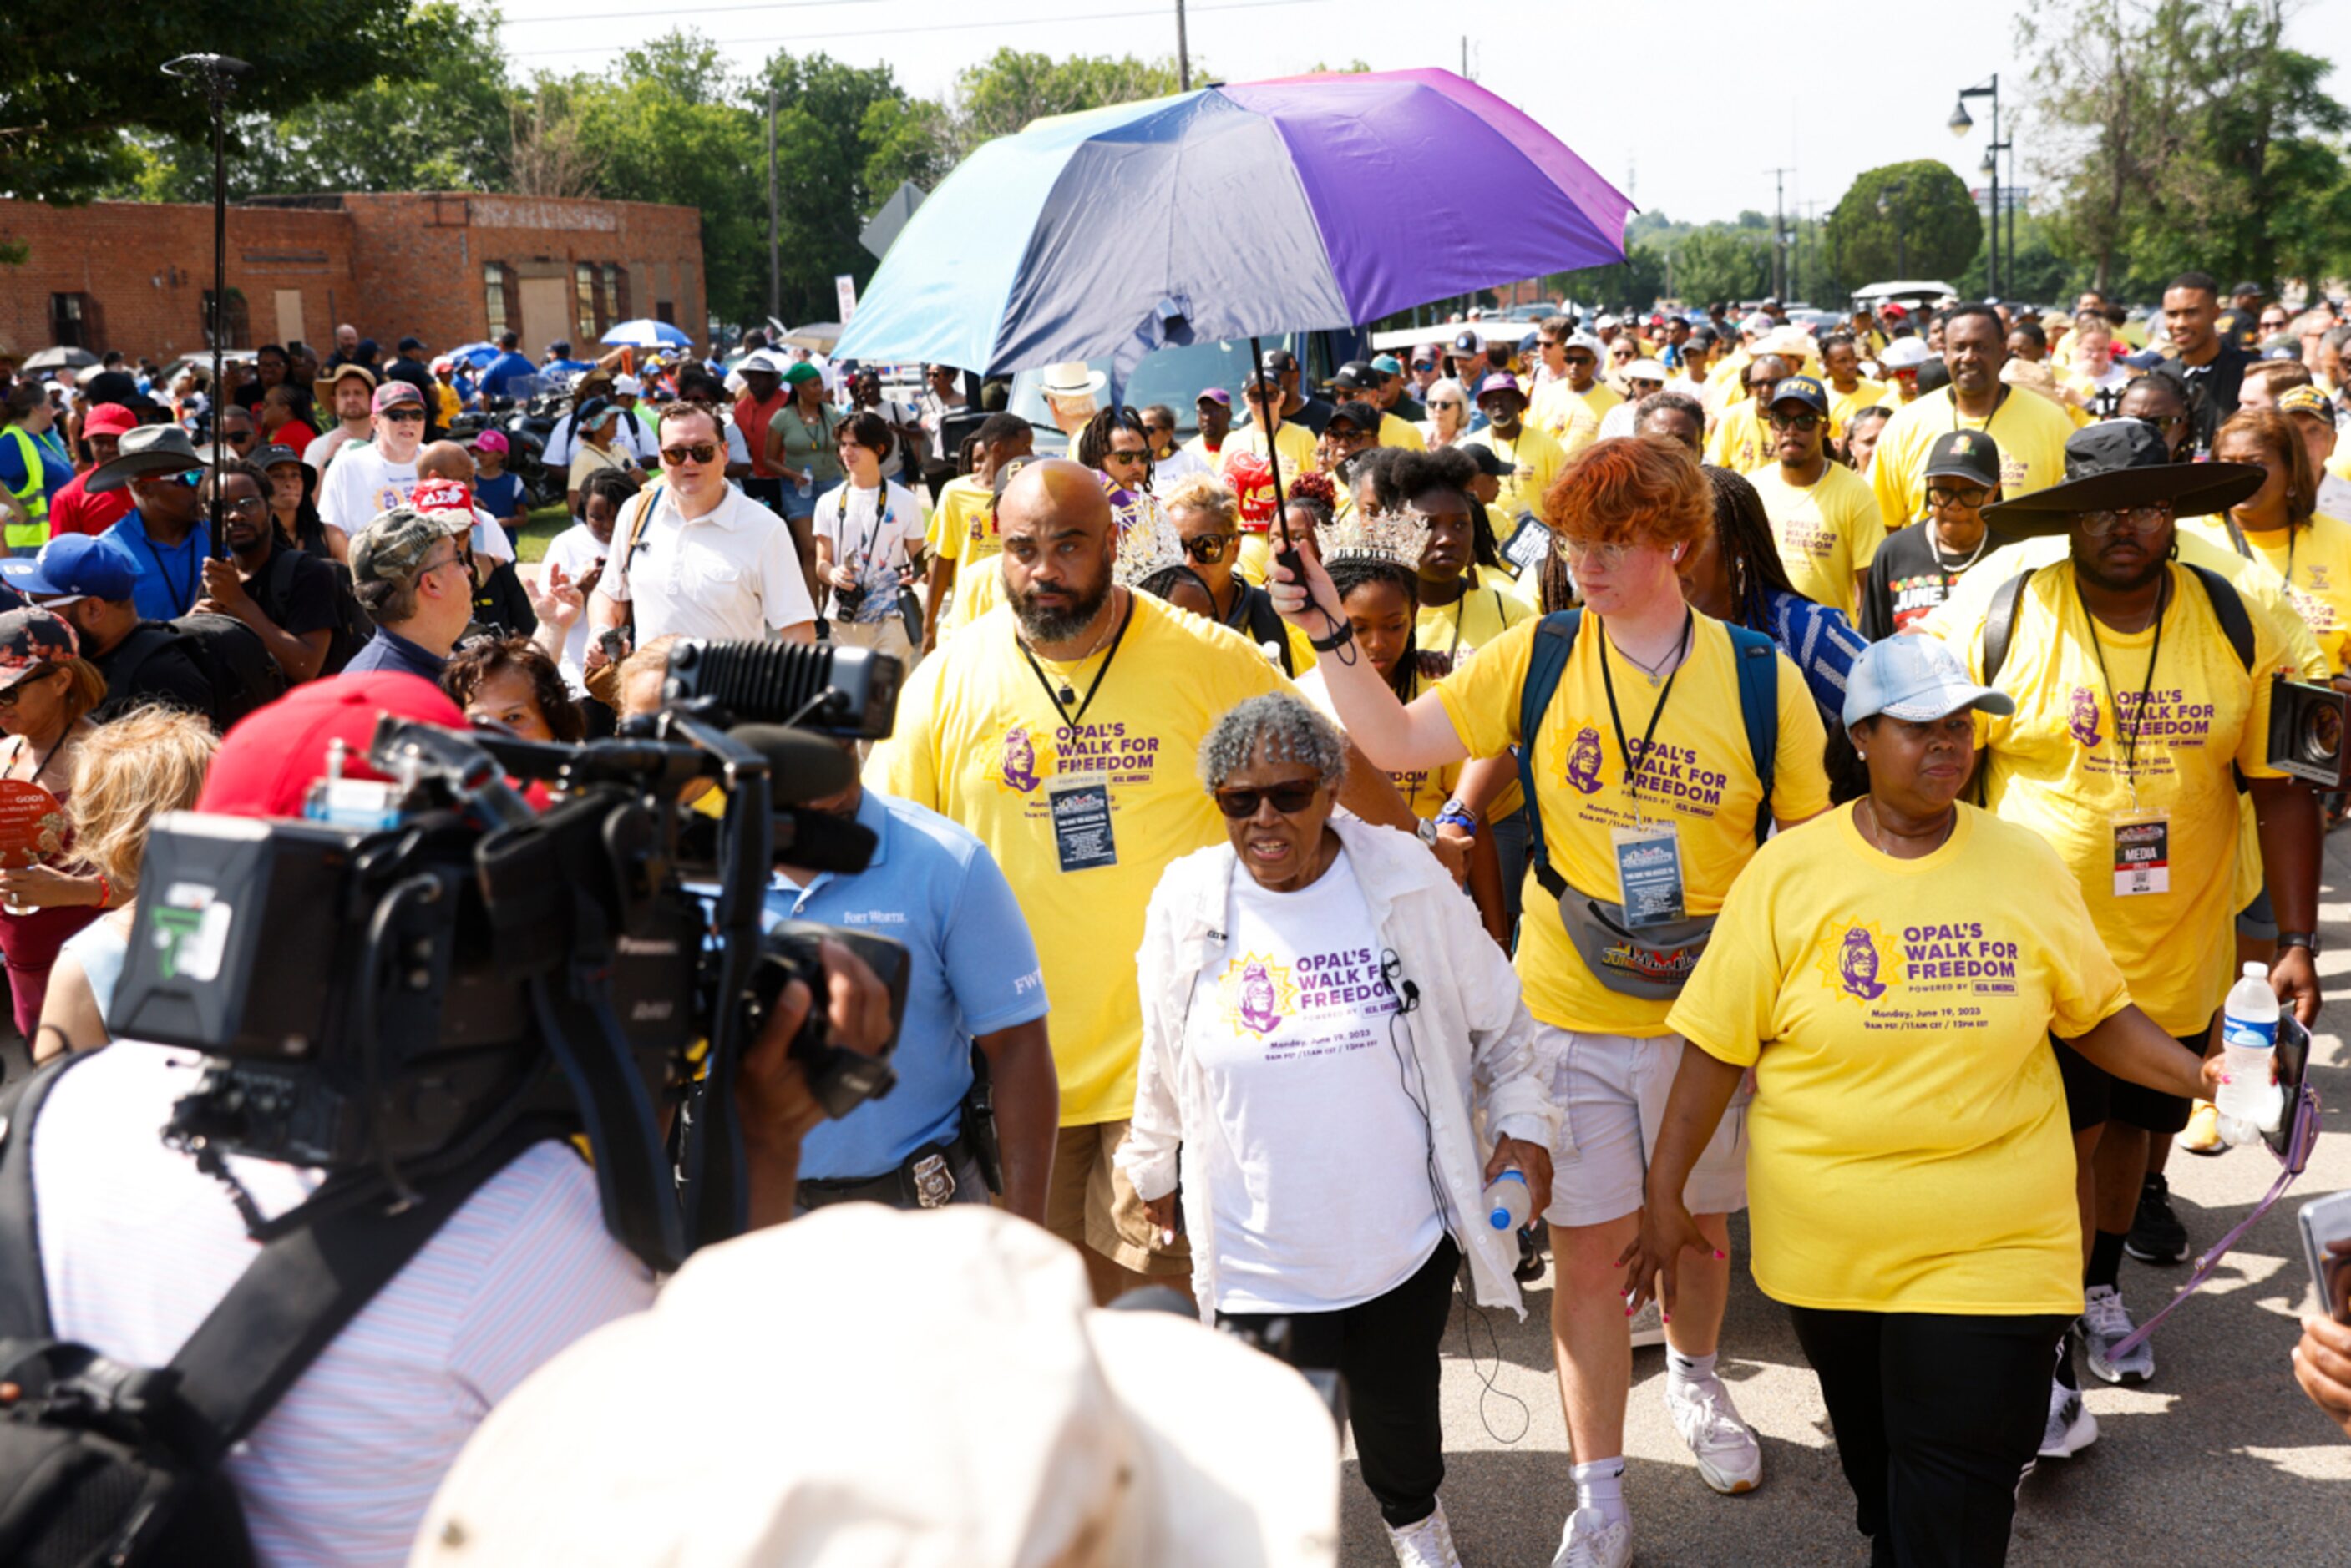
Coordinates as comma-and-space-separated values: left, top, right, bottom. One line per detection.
2296, 1199, 2351, 1437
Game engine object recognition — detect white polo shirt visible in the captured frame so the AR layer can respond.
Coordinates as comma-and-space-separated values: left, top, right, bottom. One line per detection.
605, 480, 816, 644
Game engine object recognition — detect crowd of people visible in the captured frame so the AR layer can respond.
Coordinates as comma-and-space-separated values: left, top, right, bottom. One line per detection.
0, 271, 2347, 1568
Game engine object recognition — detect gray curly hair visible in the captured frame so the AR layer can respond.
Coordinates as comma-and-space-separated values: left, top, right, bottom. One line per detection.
1197, 692, 1349, 795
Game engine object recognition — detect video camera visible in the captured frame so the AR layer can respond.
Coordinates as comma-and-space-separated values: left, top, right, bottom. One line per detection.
2268, 674, 2351, 787
111, 639, 908, 1273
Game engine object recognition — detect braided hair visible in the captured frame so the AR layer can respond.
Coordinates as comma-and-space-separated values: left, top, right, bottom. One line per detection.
1326, 555, 1421, 702
1700, 466, 1797, 632
1076, 406, 1152, 489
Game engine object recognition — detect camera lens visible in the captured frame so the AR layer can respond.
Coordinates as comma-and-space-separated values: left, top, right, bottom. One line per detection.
2300, 700, 2343, 768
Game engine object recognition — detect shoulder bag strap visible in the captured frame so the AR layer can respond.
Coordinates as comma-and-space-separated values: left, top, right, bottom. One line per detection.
1980, 565, 2039, 686
2183, 562, 2256, 672
611, 488, 661, 605
1723, 622, 1781, 845
1518, 610, 1581, 897
0, 1055, 90, 1339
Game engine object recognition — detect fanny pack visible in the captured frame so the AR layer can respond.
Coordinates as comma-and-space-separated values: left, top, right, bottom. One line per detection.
1553, 895, 1720, 1001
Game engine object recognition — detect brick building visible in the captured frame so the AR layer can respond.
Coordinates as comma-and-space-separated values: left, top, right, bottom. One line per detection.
0, 192, 706, 362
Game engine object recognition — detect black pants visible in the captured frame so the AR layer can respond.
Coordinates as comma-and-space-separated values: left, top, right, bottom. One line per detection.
1788, 1305, 2069, 1568
1218, 1236, 1458, 1529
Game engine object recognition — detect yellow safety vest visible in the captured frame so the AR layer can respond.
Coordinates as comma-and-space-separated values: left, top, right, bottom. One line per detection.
2, 426, 52, 551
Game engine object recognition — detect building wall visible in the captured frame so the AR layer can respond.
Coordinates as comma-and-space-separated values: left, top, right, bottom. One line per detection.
0, 193, 706, 362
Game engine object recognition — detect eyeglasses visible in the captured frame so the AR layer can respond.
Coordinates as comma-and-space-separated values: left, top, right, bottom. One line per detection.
418, 550, 468, 583
1563, 354, 1596, 369
1767, 410, 1822, 432
1926, 484, 1991, 509
379, 407, 425, 423
1560, 537, 1641, 571
0, 666, 55, 708
1183, 534, 1232, 562
225, 429, 256, 444
661, 443, 719, 466
2080, 503, 2175, 536
1104, 448, 1151, 466
217, 495, 268, 517
1429, 399, 1464, 411
1214, 781, 1320, 817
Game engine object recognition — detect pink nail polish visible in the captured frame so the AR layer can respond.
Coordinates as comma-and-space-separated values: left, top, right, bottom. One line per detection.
1714, 1249, 1726, 1260
1624, 1305, 1634, 1317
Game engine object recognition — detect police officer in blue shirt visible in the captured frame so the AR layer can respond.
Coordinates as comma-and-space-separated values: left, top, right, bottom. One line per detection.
773, 763, 1057, 1220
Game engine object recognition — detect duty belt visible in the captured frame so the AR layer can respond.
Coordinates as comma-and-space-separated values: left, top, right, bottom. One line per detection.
796, 1128, 978, 1212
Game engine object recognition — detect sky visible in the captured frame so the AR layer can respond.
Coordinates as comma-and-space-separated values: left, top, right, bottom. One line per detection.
491, 0, 2351, 235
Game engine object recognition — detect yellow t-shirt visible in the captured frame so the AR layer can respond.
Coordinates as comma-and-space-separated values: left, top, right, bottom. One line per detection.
1462, 424, 1568, 526
1377, 411, 1426, 451
1221, 421, 1319, 485
1528, 381, 1604, 457
1299, 665, 1456, 818
930, 474, 996, 564
1827, 377, 1890, 432
2180, 512, 2351, 673
1741, 461, 1887, 620
1432, 613, 1832, 1035
1869, 386, 2076, 530
866, 592, 1291, 1125
1666, 804, 2126, 1314
1947, 560, 2294, 1034
1179, 433, 1229, 470
1703, 400, 1771, 473
1415, 565, 1535, 670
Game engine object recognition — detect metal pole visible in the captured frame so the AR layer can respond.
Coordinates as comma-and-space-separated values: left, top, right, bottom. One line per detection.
766, 84, 779, 327
1175, 0, 1191, 90
1461, 35, 1468, 78
1989, 85, 2000, 298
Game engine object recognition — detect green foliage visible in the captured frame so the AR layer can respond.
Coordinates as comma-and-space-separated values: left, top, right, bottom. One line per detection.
0, 0, 421, 201
1826, 161, 1983, 284
1672, 229, 1772, 306
941, 50, 1185, 161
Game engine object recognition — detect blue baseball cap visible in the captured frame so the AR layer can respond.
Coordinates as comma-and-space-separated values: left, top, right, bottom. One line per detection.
0, 534, 139, 604
1369, 354, 1405, 377
1842, 635, 2015, 729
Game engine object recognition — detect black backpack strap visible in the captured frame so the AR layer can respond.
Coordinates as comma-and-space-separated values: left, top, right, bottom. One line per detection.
0, 1055, 90, 1340
104, 625, 181, 701
1518, 610, 1583, 898
1979, 565, 2038, 686
161, 1119, 565, 1464
2182, 562, 2255, 672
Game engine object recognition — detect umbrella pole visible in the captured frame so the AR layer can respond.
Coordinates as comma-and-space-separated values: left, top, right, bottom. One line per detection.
1248, 335, 1288, 516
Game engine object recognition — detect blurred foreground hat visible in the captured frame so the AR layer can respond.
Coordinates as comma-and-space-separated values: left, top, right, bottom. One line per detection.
198, 673, 469, 812
1981, 421, 2262, 535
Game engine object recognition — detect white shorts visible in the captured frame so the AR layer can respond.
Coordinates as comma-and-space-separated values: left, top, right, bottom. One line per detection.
1534, 1024, 1750, 1228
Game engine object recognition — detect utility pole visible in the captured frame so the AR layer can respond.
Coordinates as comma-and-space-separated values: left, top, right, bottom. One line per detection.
1175, 0, 1191, 90
1765, 167, 1791, 301
766, 83, 779, 326
1461, 36, 1469, 78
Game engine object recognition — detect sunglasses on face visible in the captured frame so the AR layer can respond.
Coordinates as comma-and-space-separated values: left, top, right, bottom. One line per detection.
661, 443, 719, 465
1183, 534, 1232, 562
1768, 410, 1822, 431
225, 429, 256, 443
1214, 781, 1320, 817
2081, 503, 2174, 536
1104, 448, 1150, 465
1926, 484, 1990, 509
0, 666, 55, 707
379, 407, 425, 423
1564, 355, 1596, 369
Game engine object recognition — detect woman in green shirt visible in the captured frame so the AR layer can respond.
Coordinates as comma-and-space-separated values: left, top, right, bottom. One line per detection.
763, 361, 843, 524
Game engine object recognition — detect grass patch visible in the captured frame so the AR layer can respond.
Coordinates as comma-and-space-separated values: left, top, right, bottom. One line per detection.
515, 503, 573, 564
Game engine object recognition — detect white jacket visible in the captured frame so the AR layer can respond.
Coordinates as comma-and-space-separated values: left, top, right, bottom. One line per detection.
1119, 817, 1554, 1319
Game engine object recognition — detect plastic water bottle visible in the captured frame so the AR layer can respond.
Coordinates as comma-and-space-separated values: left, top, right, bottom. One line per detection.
1484, 1169, 1530, 1232
2216, 962, 2284, 1138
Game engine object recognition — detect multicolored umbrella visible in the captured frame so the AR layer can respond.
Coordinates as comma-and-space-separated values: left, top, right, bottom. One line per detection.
833, 68, 1632, 374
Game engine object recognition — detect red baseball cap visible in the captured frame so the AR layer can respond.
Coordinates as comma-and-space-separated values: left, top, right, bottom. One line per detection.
195, 673, 467, 818
84, 403, 139, 438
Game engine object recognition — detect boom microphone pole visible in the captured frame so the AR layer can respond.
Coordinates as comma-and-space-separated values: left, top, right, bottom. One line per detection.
161, 53, 251, 562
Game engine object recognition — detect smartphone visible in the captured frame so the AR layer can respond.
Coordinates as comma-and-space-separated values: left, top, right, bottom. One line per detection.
2271, 1014, 2313, 1163
2298, 1188, 2351, 1324
596, 626, 631, 664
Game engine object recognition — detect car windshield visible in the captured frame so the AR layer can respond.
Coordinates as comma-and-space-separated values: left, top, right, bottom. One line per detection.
1006, 340, 1275, 447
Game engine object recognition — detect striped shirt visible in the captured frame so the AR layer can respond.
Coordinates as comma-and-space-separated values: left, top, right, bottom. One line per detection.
34, 1044, 656, 1566
1763, 587, 1870, 722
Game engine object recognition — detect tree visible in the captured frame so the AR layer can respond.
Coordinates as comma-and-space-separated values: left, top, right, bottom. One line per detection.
755, 51, 934, 325
942, 49, 1184, 161
1826, 161, 1982, 284
2, 0, 423, 201
1672, 230, 1771, 306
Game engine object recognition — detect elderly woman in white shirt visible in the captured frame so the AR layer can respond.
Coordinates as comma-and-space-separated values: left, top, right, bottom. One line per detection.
1416, 378, 1474, 449
1121, 690, 1553, 1568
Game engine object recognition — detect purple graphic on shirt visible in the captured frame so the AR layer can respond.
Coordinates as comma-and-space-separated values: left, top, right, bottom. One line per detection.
1001, 726, 1041, 793
1564, 725, 1605, 795
2067, 686, 2103, 748
1838, 927, 1887, 1000
1236, 960, 1284, 1034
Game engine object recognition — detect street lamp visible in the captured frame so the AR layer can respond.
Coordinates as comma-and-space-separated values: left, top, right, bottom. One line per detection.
1953, 76, 2000, 296
1877, 182, 1908, 278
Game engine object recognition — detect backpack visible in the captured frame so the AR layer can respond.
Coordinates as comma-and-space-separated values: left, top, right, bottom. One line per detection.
1979, 560, 2253, 684
109, 614, 287, 734
1514, 610, 1783, 898
0, 1057, 553, 1566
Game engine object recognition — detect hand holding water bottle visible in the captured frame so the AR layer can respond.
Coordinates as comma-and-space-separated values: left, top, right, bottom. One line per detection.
2216, 962, 2286, 1146
1482, 1136, 1553, 1223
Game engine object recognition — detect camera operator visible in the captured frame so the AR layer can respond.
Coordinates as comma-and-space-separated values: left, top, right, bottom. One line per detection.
16, 675, 894, 1565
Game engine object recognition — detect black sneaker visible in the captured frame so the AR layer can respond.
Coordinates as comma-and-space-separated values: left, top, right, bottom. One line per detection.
2124, 1173, 2190, 1265
1515, 1222, 1546, 1284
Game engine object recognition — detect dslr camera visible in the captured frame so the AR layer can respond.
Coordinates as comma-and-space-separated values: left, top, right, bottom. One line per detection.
113, 640, 908, 1272
2267, 674, 2351, 787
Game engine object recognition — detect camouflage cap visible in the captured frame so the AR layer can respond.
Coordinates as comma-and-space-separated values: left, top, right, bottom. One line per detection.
349, 503, 470, 587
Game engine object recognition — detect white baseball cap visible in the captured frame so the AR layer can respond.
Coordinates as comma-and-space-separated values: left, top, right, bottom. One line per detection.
611, 373, 643, 396
409, 1206, 1343, 1568
1842, 633, 2014, 728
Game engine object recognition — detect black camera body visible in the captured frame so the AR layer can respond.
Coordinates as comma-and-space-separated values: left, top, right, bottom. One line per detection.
2267, 674, 2351, 787
112, 639, 907, 1272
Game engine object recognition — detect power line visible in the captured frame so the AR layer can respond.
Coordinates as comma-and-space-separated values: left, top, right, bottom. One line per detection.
504, 0, 1329, 59
499, 0, 874, 28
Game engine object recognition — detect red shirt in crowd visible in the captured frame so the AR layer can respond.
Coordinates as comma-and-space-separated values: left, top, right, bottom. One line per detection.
269, 420, 320, 455
46, 473, 132, 538
736, 390, 789, 478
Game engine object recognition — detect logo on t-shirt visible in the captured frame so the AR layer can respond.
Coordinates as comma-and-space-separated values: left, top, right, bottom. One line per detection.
1563, 725, 1605, 794
2067, 685, 2104, 747
1220, 953, 1300, 1035
1817, 919, 1903, 1004
990, 725, 1053, 794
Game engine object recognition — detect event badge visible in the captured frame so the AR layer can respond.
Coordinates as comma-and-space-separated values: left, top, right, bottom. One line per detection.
0, 778, 68, 916
1049, 772, 1117, 873
1610, 824, 1686, 928
1502, 513, 1552, 580
2111, 809, 2171, 897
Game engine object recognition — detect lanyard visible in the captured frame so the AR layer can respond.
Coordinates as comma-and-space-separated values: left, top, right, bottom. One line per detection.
1953, 385, 2009, 432
2076, 572, 2169, 801
135, 522, 196, 616
1594, 609, 1692, 823
1016, 592, 1133, 733
842, 483, 894, 568
2222, 516, 2297, 584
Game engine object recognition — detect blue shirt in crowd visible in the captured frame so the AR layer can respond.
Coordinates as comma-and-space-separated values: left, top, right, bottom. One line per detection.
100, 509, 210, 621
764, 787, 1048, 1181
343, 627, 448, 681
480, 351, 537, 402
474, 470, 526, 534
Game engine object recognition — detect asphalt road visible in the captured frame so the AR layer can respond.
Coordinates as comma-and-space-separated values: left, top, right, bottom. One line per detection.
1339, 833, 2351, 1567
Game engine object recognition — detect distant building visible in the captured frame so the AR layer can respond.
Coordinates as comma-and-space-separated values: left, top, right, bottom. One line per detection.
0, 192, 706, 361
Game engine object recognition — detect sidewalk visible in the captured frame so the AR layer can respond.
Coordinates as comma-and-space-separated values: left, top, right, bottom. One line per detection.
1355, 832, 2351, 1565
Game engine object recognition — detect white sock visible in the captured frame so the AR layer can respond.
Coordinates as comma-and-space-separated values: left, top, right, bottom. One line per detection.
1571, 1458, 1628, 1527
1667, 1348, 1720, 1388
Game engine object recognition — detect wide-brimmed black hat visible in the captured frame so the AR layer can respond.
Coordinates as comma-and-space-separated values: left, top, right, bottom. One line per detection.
1979, 420, 2263, 537
84, 424, 204, 493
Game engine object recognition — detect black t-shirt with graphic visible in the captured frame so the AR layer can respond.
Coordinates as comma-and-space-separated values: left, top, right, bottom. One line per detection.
1857, 521, 2021, 640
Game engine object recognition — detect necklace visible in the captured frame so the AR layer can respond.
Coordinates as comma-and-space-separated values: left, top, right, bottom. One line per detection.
1615, 611, 1693, 686
1024, 592, 1122, 706
1926, 523, 1990, 574
1857, 797, 1954, 857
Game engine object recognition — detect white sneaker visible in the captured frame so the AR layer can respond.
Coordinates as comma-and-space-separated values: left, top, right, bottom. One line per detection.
1386, 1498, 1462, 1568
2038, 1377, 2098, 1458
1550, 1505, 1632, 1568
2081, 1284, 2155, 1385
1664, 1373, 1763, 1494
1628, 1297, 1666, 1348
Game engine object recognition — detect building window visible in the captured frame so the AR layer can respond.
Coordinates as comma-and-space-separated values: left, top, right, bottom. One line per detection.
605, 262, 628, 325
655, 300, 675, 326
200, 288, 251, 350
575, 263, 599, 342
48, 293, 92, 349
484, 263, 509, 337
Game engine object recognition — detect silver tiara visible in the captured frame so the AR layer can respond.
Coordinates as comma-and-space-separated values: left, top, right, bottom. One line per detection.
1317, 504, 1427, 569
1109, 488, 1188, 585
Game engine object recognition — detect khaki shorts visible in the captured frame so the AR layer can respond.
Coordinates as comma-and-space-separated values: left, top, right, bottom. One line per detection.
1048, 1120, 1191, 1280
1536, 1024, 1750, 1228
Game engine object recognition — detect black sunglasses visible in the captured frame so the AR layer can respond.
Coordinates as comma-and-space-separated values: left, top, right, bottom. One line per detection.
1214, 781, 1320, 817
1183, 534, 1231, 562
379, 407, 426, 422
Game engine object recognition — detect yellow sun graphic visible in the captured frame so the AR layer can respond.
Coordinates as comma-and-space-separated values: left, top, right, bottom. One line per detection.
1814, 919, 1904, 1005
1219, 952, 1302, 1036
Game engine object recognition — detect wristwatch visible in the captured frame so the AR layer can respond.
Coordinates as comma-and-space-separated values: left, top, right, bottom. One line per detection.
2278, 931, 2321, 955
1416, 817, 1441, 847
1436, 798, 1480, 837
